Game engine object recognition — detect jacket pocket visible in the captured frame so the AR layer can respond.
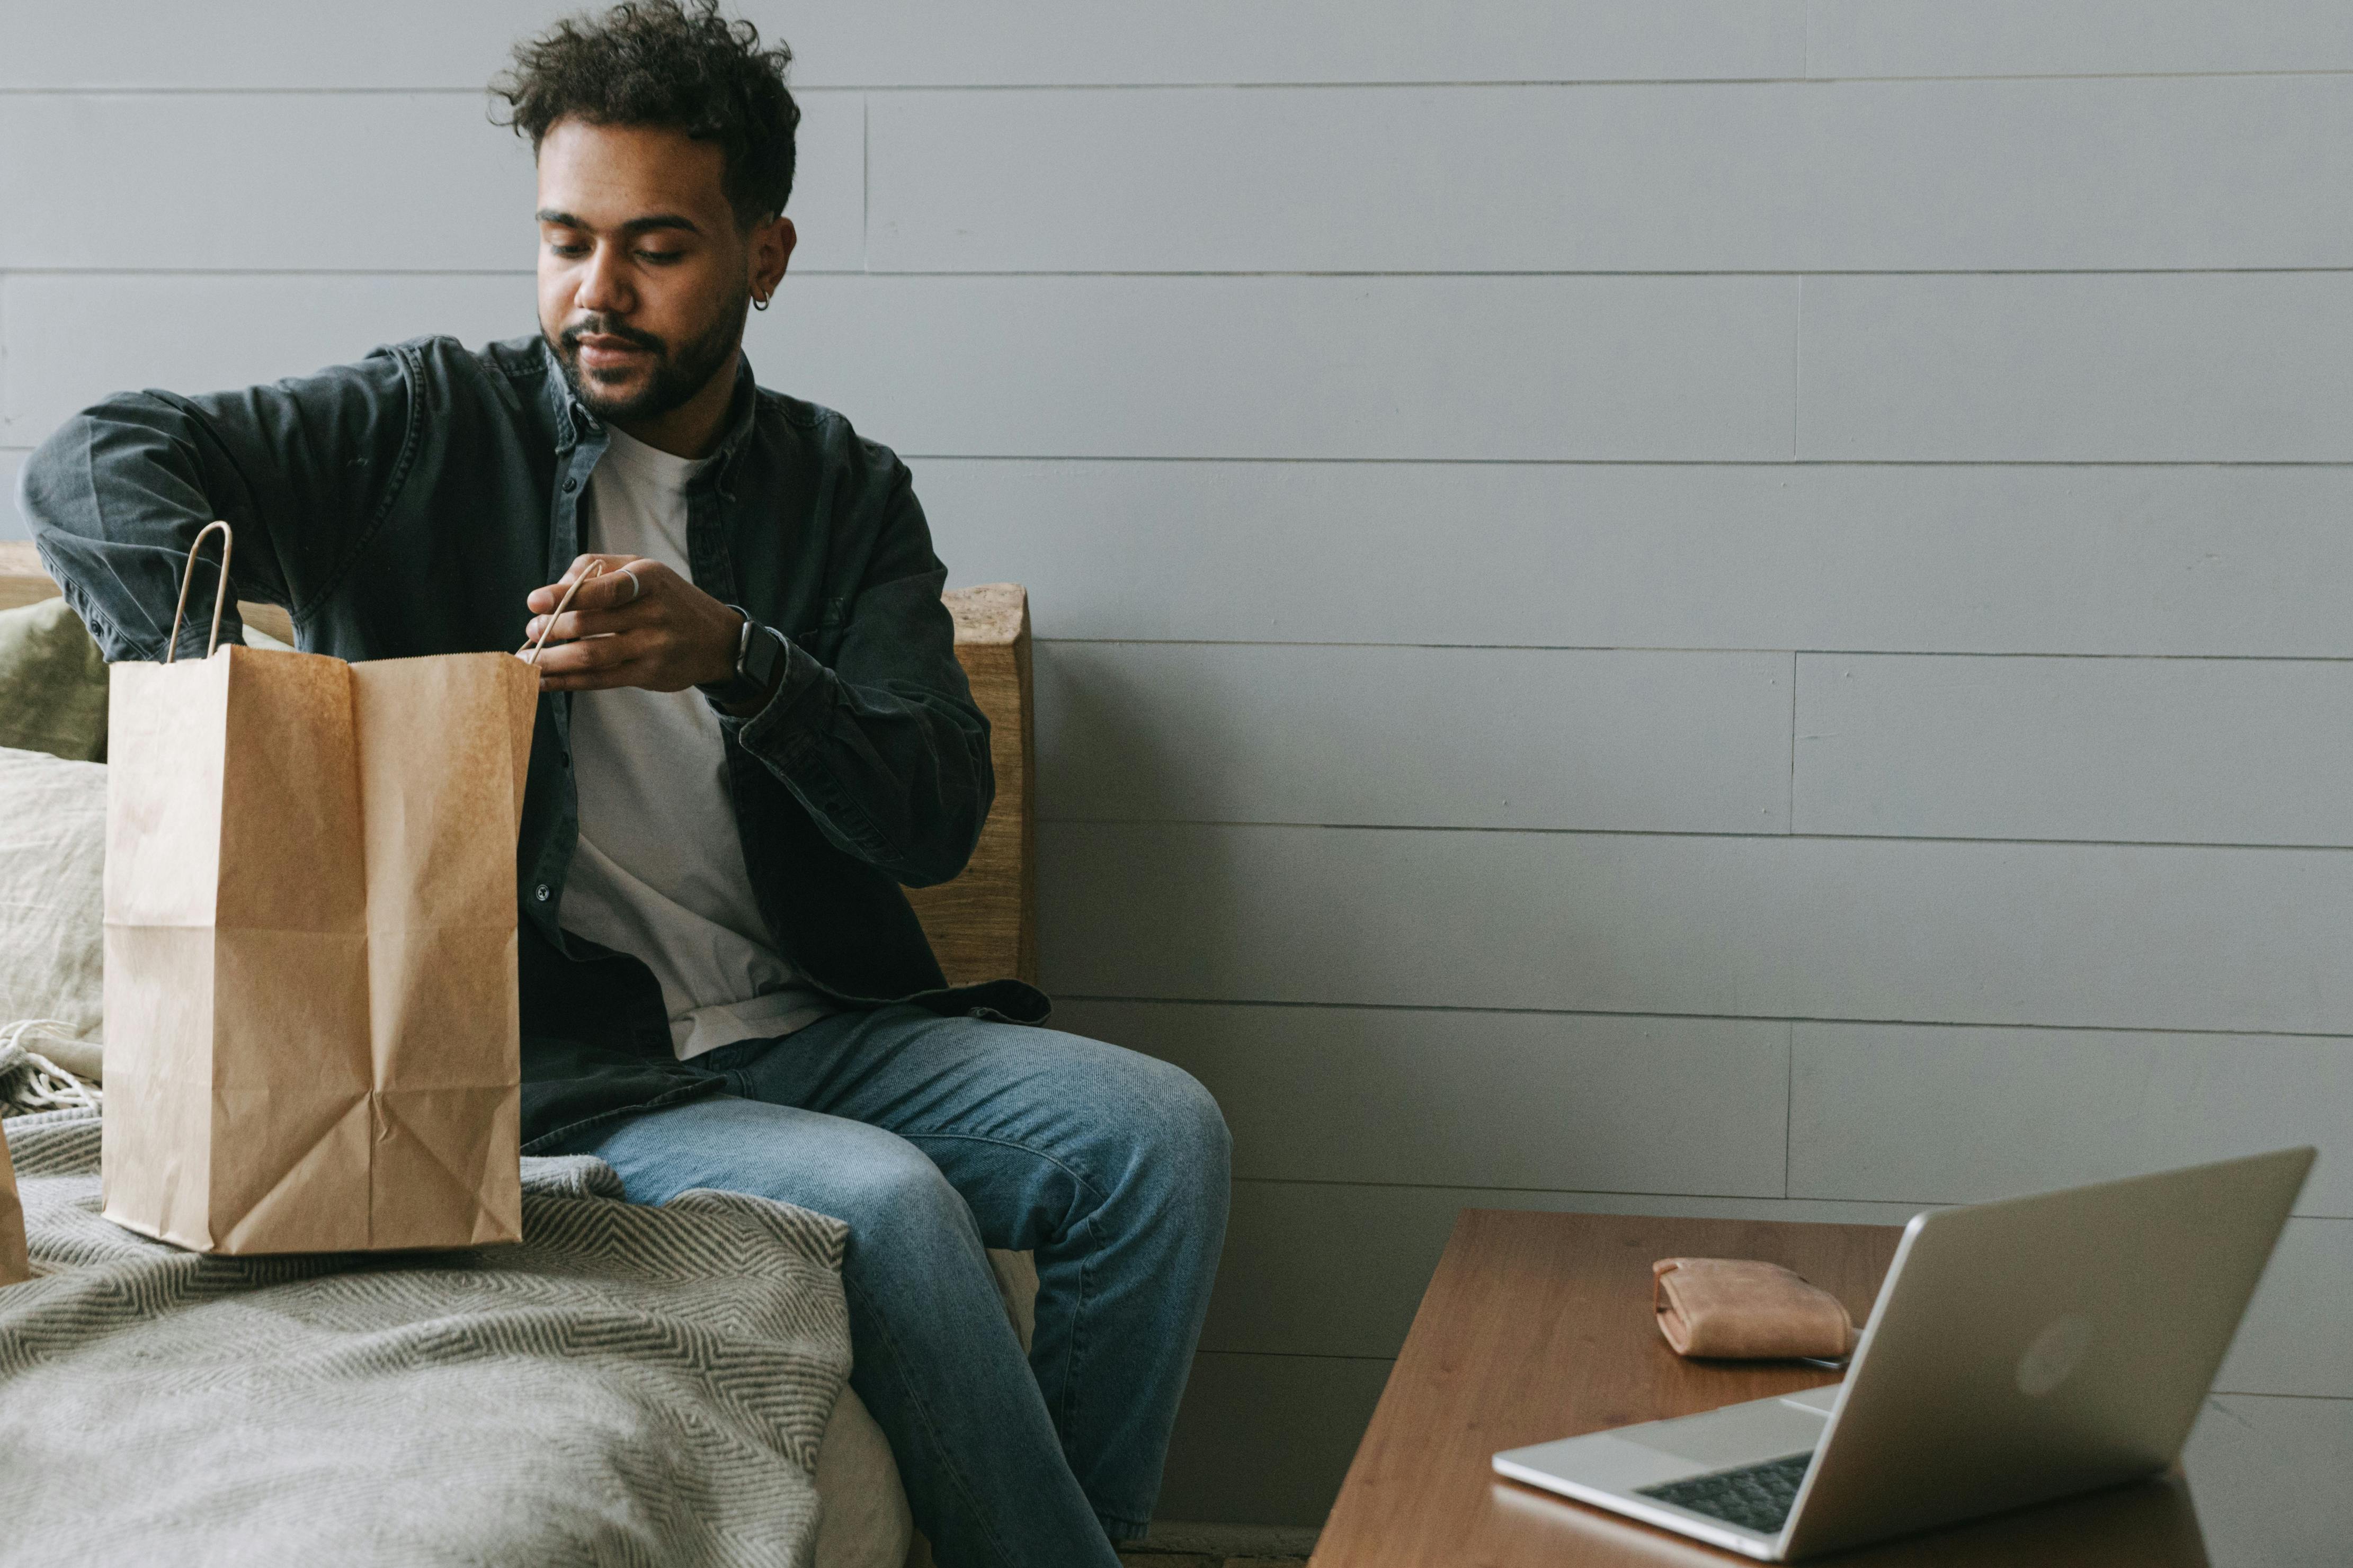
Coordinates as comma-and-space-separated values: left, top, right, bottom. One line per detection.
790, 596, 850, 664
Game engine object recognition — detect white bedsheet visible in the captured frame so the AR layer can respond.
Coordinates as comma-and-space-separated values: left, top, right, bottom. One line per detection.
812, 1249, 1037, 1568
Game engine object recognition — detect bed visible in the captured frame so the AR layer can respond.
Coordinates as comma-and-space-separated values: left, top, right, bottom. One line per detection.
0, 546, 1039, 1568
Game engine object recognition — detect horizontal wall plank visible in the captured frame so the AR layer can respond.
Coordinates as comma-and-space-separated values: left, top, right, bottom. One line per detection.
1789, 1024, 2353, 1215
0, 2, 1805, 90
1157, 1352, 1392, 1529
868, 84, 1808, 273
1037, 643, 1792, 833
0, 94, 539, 271
790, 1, 1808, 88
1806, 76, 2353, 272
1796, 655, 2353, 845
23, 4, 2347, 94
1798, 274, 2353, 462
2184, 1393, 2353, 1568
1040, 823, 2353, 1033
0, 91, 863, 273
0, 452, 25, 542
1053, 1000, 1789, 1194
26, 2, 2352, 94
0, 2, 552, 91
2217, 1219, 2353, 1397
748, 275, 1799, 462
0, 275, 536, 445
1196, 1182, 1917, 1361
873, 77, 2353, 273
3, 273, 1803, 460
926, 461, 2353, 658
41, 274, 2328, 466
1187, 1182, 2350, 1400
1808, 1, 2353, 78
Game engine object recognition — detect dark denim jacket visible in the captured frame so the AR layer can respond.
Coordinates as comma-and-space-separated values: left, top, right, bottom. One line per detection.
20, 334, 1048, 1148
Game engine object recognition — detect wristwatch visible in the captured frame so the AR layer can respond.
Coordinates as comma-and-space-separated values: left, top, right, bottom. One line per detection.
697, 606, 789, 710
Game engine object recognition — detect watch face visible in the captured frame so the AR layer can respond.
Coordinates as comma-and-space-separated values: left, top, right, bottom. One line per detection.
746, 623, 788, 685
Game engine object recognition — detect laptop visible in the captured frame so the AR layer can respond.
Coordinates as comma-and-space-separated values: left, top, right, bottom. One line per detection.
1491, 1146, 2315, 1561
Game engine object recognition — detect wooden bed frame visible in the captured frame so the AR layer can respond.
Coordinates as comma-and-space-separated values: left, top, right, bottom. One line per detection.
0, 540, 1033, 988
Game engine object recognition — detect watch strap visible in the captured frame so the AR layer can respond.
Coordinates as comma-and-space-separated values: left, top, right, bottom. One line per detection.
697, 607, 785, 708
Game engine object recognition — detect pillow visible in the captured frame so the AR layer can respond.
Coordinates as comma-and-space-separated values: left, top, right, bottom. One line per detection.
0, 597, 109, 763
0, 746, 105, 1074
0, 595, 293, 768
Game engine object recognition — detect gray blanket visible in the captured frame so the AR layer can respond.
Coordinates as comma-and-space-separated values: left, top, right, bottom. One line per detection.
0, 1107, 852, 1568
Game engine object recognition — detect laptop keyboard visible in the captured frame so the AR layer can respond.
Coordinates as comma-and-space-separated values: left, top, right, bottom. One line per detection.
1636, 1450, 1814, 1534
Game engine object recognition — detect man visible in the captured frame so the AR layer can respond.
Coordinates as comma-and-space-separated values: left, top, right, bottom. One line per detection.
20, 4, 1228, 1563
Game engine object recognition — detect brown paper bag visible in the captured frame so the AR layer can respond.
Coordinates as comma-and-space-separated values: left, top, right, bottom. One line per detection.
0, 1118, 28, 1285
102, 523, 539, 1254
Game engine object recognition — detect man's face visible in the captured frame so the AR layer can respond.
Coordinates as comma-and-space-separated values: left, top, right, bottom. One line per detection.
534, 119, 754, 424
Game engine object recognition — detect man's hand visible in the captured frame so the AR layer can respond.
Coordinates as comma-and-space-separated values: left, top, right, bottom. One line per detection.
520, 553, 743, 696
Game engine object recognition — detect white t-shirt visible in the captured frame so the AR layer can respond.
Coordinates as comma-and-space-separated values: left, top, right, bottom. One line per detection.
557, 426, 832, 1059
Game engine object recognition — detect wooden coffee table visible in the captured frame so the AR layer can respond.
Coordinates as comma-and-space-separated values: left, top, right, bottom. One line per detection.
1308, 1209, 2209, 1567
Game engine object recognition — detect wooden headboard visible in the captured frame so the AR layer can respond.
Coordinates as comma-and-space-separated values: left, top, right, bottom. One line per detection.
903, 583, 1037, 988
0, 540, 1034, 987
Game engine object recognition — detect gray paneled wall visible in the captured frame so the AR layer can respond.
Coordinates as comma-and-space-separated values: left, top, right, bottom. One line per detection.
5, 2, 2349, 1538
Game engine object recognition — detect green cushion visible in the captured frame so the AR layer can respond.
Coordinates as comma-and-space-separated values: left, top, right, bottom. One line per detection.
0, 597, 109, 764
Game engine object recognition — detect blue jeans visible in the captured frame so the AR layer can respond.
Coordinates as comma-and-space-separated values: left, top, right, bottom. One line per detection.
545, 1005, 1232, 1567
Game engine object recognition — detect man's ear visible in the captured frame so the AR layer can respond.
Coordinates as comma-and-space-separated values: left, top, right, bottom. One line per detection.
751, 215, 796, 301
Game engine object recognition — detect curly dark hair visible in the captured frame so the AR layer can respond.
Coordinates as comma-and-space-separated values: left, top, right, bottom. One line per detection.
492, 0, 799, 227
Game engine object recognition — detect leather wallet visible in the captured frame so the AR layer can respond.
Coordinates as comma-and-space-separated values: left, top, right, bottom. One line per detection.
1652, 1257, 1858, 1360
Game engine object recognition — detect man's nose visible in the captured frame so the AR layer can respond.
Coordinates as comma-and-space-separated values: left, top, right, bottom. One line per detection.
576, 243, 632, 316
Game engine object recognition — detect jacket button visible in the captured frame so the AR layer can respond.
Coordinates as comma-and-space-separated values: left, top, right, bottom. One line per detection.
534, 883, 551, 902
562, 479, 577, 494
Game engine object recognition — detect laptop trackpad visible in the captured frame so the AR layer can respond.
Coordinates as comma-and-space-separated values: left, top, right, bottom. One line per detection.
1624, 1399, 1828, 1468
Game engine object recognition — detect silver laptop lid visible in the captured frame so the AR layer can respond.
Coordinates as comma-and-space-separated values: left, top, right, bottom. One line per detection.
1781, 1145, 2313, 1560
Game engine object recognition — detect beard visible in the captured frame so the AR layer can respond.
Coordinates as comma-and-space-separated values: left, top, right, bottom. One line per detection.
545, 286, 747, 425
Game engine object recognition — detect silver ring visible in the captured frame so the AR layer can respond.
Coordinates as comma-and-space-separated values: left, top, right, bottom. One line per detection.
618, 567, 641, 604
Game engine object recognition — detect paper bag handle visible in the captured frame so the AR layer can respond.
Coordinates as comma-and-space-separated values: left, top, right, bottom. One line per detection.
522, 559, 607, 666
165, 521, 235, 665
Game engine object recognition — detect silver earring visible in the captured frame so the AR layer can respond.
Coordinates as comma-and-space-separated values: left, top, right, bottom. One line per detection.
753, 292, 771, 311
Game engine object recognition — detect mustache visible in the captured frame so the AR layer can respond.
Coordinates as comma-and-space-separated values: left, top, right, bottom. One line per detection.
560, 316, 666, 355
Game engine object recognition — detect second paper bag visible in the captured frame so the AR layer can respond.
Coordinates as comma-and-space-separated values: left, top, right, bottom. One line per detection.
105, 634, 539, 1254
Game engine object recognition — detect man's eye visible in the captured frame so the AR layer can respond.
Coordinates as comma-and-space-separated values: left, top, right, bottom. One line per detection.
636, 250, 684, 264
547, 241, 589, 258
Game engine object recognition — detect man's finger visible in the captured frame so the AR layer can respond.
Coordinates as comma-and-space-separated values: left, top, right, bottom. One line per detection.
576, 565, 652, 611
536, 650, 643, 690
528, 555, 635, 613
538, 667, 644, 693
527, 630, 640, 675
527, 611, 624, 648
526, 574, 591, 615
524, 605, 636, 645
566, 552, 608, 580
560, 560, 657, 613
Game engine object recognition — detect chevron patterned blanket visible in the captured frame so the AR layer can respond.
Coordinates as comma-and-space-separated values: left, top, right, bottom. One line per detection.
0, 1107, 852, 1568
